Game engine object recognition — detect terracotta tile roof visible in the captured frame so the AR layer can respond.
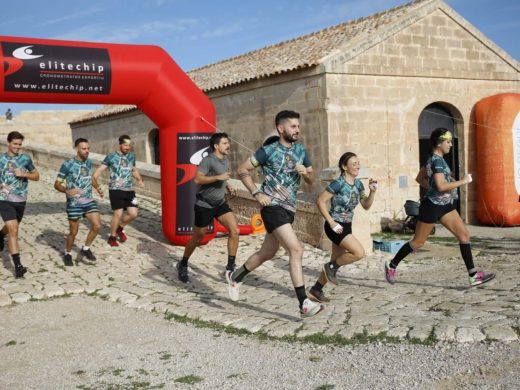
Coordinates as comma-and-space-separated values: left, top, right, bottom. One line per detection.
71, 0, 435, 124
188, 0, 434, 91
70, 104, 137, 124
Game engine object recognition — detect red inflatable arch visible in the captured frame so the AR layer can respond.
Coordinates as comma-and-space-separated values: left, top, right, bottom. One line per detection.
0, 36, 216, 246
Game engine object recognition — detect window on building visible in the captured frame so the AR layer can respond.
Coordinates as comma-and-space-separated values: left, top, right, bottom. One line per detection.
148, 128, 160, 165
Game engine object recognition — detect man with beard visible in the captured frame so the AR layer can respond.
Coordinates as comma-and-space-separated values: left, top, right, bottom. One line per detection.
0, 131, 39, 278
54, 138, 103, 266
92, 135, 144, 247
176, 132, 240, 283
226, 110, 322, 318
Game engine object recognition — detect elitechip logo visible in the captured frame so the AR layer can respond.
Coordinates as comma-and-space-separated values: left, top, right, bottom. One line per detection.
12, 45, 43, 60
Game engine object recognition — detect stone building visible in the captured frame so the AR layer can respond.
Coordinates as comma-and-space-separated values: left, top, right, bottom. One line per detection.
70, 0, 520, 236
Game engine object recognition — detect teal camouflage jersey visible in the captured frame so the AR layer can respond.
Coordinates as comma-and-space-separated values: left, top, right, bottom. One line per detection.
102, 151, 135, 190
250, 141, 311, 212
0, 153, 35, 202
326, 177, 366, 223
56, 158, 94, 206
425, 153, 458, 205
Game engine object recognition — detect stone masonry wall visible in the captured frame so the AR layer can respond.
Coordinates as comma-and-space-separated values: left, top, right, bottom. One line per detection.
0, 110, 90, 147
4, 140, 343, 251
70, 110, 158, 164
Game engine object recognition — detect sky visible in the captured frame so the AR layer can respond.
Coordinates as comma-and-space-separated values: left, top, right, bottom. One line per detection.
2, 0, 519, 115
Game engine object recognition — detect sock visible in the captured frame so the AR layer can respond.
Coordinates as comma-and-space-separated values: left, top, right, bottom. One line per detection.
227, 255, 236, 270
12, 253, 21, 267
295, 286, 307, 308
328, 260, 340, 270
231, 264, 250, 283
65, 251, 71, 255
180, 256, 189, 266
459, 243, 476, 276
82, 245, 90, 251
312, 281, 324, 292
390, 242, 414, 268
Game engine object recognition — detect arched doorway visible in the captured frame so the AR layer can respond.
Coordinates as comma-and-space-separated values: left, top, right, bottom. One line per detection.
148, 128, 160, 164
418, 103, 462, 209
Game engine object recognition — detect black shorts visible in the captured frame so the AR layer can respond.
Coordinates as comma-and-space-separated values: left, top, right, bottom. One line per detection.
0, 201, 26, 223
418, 198, 455, 223
109, 190, 138, 210
261, 205, 295, 233
194, 202, 232, 228
324, 221, 353, 246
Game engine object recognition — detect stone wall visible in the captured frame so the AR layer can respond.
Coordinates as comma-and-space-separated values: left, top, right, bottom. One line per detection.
3, 140, 355, 251
0, 110, 90, 147
70, 110, 158, 164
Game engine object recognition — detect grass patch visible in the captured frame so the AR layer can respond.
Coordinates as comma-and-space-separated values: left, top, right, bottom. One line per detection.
408, 330, 437, 346
309, 355, 322, 362
174, 375, 203, 385
315, 385, 335, 390
226, 373, 246, 379
158, 351, 172, 361
512, 327, 520, 337
163, 312, 442, 346
112, 368, 125, 376
5, 340, 17, 346
73, 370, 86, 375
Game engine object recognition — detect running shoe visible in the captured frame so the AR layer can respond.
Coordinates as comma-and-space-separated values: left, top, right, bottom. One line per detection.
0, 235, 4, 252
307, 287, 330, 303
300, 298, 322, 318
116, 226, 127, 242
384, 260, 397, 284
14, 265, 27, 278
108, 236, 119, 247
469, 270, 495, 287
81, 248, 97, 262
225, 270, 240, 301
64, 253, 73, 266
322, 263, 338, 285
177, 262, 189, 283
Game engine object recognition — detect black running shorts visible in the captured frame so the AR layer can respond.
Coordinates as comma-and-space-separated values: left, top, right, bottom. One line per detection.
109, 190, 138, 211
324, 221, 353, 246
418, 198, 455, 223
261, 205, 295, 233
0, 201, 26, 223
194, 202, 232, 228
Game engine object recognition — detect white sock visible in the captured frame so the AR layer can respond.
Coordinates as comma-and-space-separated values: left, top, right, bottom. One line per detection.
82, 245, 90, 251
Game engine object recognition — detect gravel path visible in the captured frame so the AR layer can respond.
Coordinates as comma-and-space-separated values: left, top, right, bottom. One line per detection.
1, 296, 519, 389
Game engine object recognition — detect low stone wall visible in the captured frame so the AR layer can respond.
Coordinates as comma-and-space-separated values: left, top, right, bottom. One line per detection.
6, 140, 372, 252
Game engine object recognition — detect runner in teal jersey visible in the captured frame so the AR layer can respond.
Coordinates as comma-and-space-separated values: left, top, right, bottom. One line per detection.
384, 128, 495, 287
0, 131, 40, 278
308, 152, 377, 303
93, 135, 144, 247
226, 110, 322, 318
55, 138, 103, 266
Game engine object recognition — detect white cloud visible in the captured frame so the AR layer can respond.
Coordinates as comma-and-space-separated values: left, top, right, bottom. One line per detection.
54, 18, 202, 44
40, 6, 106, 27
188, 21, 244, 41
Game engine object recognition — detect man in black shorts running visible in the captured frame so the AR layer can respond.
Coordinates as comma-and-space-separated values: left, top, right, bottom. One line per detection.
0, 131, 39, 278
227, 110, 322, 318
93, 135, 144, 247
176, 132, 240, 282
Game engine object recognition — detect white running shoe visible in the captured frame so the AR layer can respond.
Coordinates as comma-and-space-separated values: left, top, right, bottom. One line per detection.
300, 298, 322, 318
226, 270, 240, 301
